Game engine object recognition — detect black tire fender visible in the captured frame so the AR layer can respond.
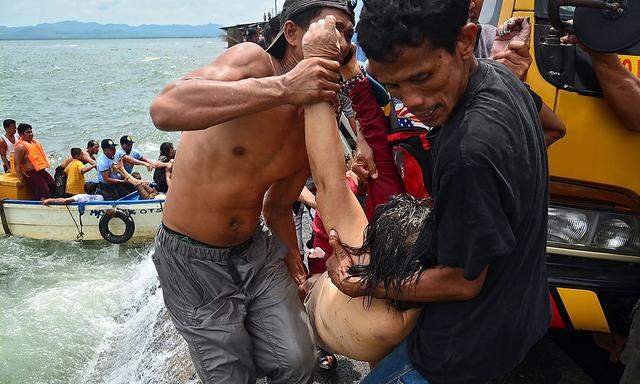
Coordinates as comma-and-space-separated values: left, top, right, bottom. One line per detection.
99, 209, 135, 244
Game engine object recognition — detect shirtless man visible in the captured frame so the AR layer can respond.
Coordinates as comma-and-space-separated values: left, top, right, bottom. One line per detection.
60, 140, 100, 169
149, 0, 354, 382
1, 119, 17, 172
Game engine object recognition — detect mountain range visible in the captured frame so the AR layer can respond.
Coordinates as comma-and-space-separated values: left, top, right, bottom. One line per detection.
0, 21, 222, 40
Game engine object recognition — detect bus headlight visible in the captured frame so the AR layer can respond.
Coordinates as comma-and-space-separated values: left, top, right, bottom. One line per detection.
547, 205, 640, 255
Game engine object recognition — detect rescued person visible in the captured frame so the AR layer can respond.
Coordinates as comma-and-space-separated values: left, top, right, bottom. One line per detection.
149, 0, 356, 382
301, 16, 423, 365
42, 181, 104, 205
324, 1, 551, 382
64, 147, 97, 196
14, 123, 56, 200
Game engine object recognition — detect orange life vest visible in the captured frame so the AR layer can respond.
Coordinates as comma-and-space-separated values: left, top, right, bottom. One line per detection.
17, 139, 50, 172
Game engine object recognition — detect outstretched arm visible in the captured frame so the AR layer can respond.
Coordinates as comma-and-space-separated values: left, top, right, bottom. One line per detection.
150, 43, 341, 132
302, 17, 368, 250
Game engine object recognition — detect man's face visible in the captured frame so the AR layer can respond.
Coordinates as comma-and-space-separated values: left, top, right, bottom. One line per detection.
20, 128, 34, 142
89, 144, 100, 155
292, 8, 354, 63
468, 0, 485, 23
369, 29, 476, 127
5, 123, 16, 136
104, 147, 116, 158
121, 143, 132, 153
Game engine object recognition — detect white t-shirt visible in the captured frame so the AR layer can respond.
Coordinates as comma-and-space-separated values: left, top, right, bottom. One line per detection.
72, 194, 104, 203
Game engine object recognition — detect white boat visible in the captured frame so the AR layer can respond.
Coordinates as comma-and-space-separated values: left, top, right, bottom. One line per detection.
0, 193, 164, 243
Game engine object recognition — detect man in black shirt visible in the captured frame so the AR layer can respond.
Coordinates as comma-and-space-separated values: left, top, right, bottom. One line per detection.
326, 0, 551, 383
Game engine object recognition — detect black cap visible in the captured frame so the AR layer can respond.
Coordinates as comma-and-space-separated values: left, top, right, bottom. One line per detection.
266, 0, 356, 57
101, 139, 116, 149
120, 135, 135, 145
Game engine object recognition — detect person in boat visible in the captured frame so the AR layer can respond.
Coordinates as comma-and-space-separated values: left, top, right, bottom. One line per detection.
96, 138, 133, 201
315, 0, 551, 382
63, 148, 97, 197
152, 142, 175, 194
149, 0, 355, 382
14, 123, 56, 200
60, 140, 100, 169
42, 181, 104, 205
1, 119, 17, 173
115, 135, 156, 176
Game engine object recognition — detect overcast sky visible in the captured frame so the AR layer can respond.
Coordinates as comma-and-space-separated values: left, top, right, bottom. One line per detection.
0, 0, 287, 27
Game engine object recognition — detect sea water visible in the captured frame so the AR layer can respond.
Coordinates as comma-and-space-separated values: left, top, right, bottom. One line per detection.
0, 38, 226, 384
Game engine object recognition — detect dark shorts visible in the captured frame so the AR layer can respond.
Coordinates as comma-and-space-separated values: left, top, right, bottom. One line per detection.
24, 169, 55, 200
152, 224, 316, 384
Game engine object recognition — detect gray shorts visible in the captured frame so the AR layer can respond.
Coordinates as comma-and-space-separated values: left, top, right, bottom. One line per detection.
152, 224, 316, 384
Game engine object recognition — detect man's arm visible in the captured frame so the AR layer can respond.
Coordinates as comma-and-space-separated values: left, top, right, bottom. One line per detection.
101, 170, 126, 185
591, 53, 640, 132
82, 151, 96, 165
122, 155, 154, 170
14, 145, 26, 187
297, 186, 316, 208
150, 43, 341, 132
80, 163, 96, 174
43, 197, 75, 206
327, 231, 487, 301
0, 140, 8, 172
540, 103, 566, 146
263, 168, 311, 294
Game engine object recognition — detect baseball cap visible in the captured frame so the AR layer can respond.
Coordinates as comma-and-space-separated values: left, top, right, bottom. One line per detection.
120, 135, 135, 145
266, 0, 356, 58
101, 139, 116, 149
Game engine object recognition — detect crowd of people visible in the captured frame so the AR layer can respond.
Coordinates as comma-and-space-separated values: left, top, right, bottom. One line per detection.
1, 119, 176, 204
147, 0, 640, 383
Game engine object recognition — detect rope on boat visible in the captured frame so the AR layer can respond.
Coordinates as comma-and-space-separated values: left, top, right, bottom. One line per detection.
0, 198, 11, 236
66, 205, 85, 240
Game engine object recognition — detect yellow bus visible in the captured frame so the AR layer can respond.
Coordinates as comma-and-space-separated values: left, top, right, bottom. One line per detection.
484, 0, 639, 356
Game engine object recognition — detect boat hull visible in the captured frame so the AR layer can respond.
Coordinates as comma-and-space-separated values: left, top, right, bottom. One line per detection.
0, 199, 164, 242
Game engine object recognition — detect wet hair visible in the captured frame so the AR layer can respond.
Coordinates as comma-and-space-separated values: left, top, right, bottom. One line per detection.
3, 119, 16, 129
357, 0, 471, 63
159, 142, 174, 158
131, 172, 142, 180
70, 147, 82, 158
87, 140, 98, 149
347, 194, 437, 309
17, 123, 32, 135
84, 182, 98, 194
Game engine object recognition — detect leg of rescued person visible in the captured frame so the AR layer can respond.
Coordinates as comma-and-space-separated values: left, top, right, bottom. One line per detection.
325, 1, 550, 382
149, 1, 356, 382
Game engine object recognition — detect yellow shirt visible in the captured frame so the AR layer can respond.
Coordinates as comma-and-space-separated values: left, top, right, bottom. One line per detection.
64, 159, 85, 195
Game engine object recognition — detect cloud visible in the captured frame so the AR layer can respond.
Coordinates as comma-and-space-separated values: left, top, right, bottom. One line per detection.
0, 0, 280, 27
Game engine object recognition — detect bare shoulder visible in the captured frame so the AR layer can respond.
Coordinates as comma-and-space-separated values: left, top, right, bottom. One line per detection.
185, 43, 276, 81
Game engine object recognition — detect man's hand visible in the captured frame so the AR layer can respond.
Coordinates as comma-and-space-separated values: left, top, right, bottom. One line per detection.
491, 40, 532, 80
145, 163, 155, 172
351, 131, 378, 180
282, 58, 341, 105
327, 230, 367, 298
340, 44, 361, 80
302, 15, 341, 61
284, 252, 308, 301
490, 17, 532, 80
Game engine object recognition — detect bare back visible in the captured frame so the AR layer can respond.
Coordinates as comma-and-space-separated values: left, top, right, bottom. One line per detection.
162, 44, 309, 246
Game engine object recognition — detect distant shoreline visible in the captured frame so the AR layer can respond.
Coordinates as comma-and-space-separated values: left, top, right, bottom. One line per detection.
0, 36, 225, 41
